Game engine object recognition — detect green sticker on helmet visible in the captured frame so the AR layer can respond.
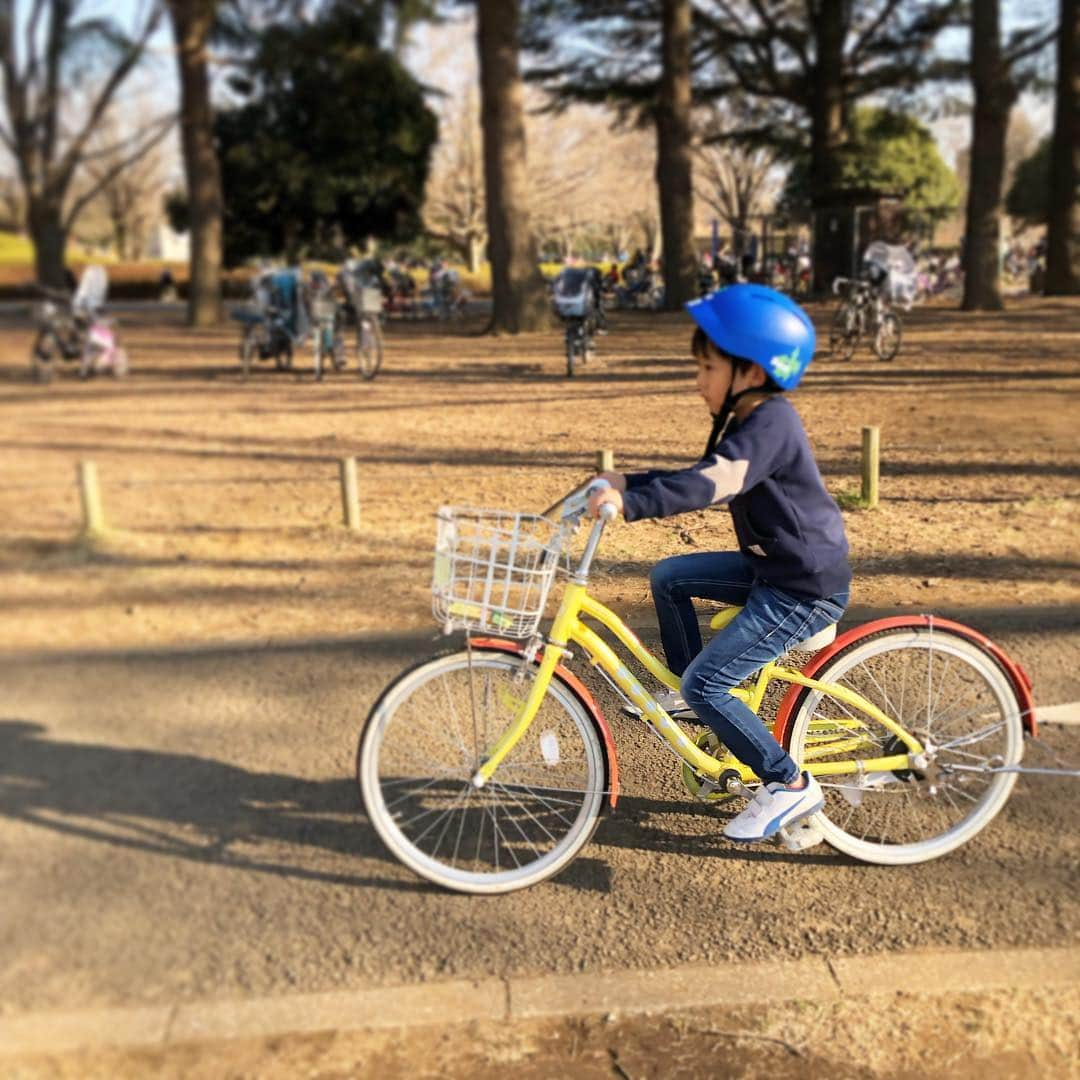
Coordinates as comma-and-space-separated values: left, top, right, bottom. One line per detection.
770, 346, 800, 380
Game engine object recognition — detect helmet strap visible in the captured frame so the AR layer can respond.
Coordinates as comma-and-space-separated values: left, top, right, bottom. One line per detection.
703, 386, 765, 458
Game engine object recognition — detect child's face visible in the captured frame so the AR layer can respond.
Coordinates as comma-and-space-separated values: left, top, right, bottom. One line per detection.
695, 343, 764, 414
695, 347, 736, 414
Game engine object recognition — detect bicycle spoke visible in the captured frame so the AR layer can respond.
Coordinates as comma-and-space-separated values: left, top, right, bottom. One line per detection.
489, 780, 564, 845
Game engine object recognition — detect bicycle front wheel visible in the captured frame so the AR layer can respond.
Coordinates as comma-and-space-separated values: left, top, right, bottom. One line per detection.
565, 324, 579, 377
358, 650, 606, 894
785, 625, 1023, 865
357, 317, 383, 380
873, 312, 902, 361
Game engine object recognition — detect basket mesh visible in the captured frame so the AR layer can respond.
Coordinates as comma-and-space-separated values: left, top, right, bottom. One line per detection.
432, 507, 563, 637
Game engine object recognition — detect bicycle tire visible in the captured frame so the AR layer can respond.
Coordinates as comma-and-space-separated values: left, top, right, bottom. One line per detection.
358, 649, 606, 894
331, 330, 348, 372
357, 317, 383, 380
829, 305, 858, 361
275, 339, 293, 371
240, 326, 257, 381
31, 330, 56, 383
873, 312, 902, 361
565, 324, 577, 377
784, 625, 1023, 865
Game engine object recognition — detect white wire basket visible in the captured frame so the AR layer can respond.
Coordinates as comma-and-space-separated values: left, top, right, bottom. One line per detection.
552, 286, 591, 318
432, 506, 565, 637
358, 286, 384, 314
310, 294, 338, 321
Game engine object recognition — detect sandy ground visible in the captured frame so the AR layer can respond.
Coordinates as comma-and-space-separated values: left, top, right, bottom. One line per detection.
1, 297, 1078, 1076
6, 987, 1079, 1079
1, 298, 1077, 674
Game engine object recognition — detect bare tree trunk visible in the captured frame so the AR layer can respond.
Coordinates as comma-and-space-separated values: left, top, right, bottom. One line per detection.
962, 1, 1014, 311
1046, 0, 1080, 294
476, 0, 549, 333
656, 0, 696, 309
168, 0, 223, 326
28, 199, 67, 287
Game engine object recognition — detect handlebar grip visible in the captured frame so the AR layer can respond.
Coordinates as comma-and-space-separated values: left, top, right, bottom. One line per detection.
598, 502, 618, 522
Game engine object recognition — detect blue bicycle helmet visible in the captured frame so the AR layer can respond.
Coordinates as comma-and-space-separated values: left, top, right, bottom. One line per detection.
686, 284, 815, 390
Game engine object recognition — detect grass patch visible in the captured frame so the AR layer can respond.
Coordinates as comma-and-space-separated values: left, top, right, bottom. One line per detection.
835, 488, 875, 511
0, 230, 34, 265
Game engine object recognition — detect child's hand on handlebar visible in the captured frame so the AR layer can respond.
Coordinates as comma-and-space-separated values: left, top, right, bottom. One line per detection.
595, 471, 627, 492
588, 486, 624, 519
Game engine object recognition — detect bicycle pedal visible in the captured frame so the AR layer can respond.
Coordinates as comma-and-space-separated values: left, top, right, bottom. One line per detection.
777, 813, 825, 853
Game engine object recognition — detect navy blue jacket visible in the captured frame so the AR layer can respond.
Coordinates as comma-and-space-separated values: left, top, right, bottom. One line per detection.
621, 397, 851, 599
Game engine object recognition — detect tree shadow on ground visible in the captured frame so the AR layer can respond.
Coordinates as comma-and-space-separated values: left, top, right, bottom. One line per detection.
0, 718, 831, 904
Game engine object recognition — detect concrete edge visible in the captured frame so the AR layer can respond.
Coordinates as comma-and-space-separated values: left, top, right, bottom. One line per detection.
1, 945, 1077, 1059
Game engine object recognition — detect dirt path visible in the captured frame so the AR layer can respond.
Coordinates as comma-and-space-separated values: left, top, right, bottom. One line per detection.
0, 298, 1078, 1039
1, 299, 1077, 669
7, 986, 1080, 1079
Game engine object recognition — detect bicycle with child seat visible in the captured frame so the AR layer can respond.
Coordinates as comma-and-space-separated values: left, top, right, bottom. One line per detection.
829, 277, 902, 362
357, 481, 1038, 895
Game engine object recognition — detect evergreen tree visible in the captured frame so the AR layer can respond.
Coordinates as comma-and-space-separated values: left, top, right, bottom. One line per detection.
782, 108, 961, 230
215, 3, 437, 264
1005, 138, 1051, 229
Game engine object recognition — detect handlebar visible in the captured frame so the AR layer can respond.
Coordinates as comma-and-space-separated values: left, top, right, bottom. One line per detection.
543, 477, 614, 521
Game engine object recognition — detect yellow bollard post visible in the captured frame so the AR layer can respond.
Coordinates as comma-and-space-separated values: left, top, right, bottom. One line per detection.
77, 460, 106, 537
340, 457, 361, 530
861, 426, 880, 509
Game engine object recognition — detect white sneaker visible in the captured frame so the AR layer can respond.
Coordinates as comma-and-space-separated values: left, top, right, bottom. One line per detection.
654, 689, 697, 717
723, 772, 824, 843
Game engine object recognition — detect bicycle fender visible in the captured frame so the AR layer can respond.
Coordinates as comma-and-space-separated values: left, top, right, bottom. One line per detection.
772, 615, 1037, 746
469, 637, 620, 809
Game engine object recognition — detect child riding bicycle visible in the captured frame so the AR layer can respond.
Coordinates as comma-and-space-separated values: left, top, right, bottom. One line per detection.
588, 284, 851, 843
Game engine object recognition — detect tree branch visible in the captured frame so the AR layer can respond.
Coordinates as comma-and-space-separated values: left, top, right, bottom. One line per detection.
56, 3, 164, 187
63, 110, 174, 230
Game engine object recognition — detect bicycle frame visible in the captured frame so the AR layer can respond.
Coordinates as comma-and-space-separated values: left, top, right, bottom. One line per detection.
473, 577, 925, 790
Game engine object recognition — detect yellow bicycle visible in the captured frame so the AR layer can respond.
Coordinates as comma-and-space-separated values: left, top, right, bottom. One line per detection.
358, 484, 1036, 894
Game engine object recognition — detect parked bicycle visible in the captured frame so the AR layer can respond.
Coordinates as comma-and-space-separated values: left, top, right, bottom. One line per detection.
357, 480, 1037, 894
828, 272, 902, 361
30, 265, 129, 383
551, 266, 603, 377
235, 267, 307, 380
307, 269, 348, 381
340, 262, 385, 381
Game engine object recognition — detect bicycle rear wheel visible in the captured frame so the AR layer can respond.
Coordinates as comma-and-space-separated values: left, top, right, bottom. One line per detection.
784, 625, 1023, 864
358, 650, 606, 894
829, 305, 859, 360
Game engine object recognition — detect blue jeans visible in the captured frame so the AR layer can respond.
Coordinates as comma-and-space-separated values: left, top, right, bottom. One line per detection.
650, 552, 848, 785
